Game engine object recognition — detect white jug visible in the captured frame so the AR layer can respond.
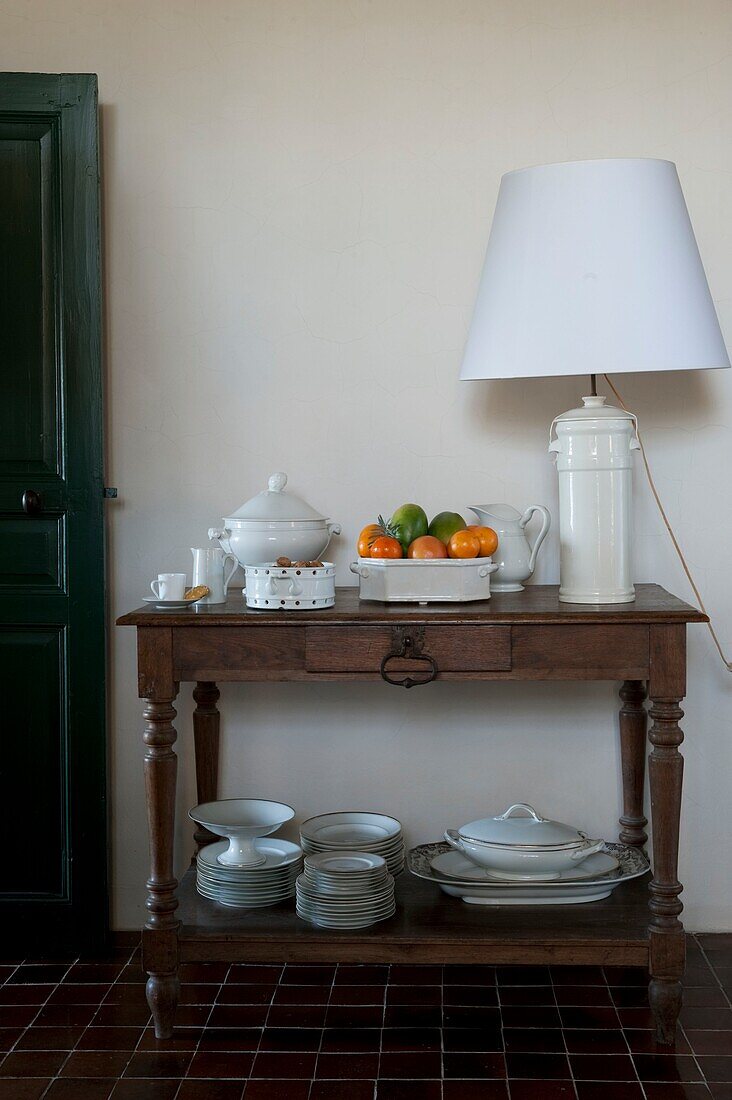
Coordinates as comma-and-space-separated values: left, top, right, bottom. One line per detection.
191, 546, 238, 605
468, 503, 551, 592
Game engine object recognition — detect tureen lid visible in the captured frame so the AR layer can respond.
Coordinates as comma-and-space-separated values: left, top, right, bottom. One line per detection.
458, 803, 587, 848
227, 473, 327, 523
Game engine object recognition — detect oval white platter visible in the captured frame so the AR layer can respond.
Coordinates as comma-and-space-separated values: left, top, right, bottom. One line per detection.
408, 842, 649, 906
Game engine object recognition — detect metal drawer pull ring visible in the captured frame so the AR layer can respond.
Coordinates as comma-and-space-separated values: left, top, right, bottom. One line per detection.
380, 625, 438, 689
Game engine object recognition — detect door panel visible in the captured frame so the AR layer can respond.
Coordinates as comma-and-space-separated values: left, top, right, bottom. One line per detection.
0, 627, 65, 896
0, 74, 106, 951
0, 120, 60, 475
0, 516, 65, 590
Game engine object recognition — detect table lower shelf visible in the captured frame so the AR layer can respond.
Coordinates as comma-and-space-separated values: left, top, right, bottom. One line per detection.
176, 865, 652, 967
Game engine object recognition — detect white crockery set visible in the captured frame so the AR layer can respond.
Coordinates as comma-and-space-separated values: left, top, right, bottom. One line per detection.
299, 811, 405, 876
296, 851, 396, 929
188, 799, 303, 908
408, 802, 650, 905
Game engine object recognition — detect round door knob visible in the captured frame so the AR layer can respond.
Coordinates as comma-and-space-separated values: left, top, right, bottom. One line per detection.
22, 489, 43, 515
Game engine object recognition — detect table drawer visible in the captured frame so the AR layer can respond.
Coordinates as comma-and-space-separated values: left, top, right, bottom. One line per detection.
305, 625, 511, 673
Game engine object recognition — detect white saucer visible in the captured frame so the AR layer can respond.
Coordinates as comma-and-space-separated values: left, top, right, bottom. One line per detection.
143, 595, 205, 610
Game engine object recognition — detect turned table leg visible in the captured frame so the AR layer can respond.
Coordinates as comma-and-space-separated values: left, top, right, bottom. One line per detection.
142, 693, 180, 1039
648, 626, 686, 1044
192, 681, 221, 853
618, 680, 648, 848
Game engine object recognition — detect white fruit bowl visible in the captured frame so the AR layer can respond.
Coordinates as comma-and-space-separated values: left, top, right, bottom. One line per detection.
350, 557, 498, 603
188, 799, 295, 867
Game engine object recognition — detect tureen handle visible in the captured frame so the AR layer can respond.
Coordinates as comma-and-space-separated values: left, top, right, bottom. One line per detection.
268, 472, 287, 492
208, 526, 232, 556
499, 803, 544, 821
444, 829, 465, 853
327, 522, 342, 537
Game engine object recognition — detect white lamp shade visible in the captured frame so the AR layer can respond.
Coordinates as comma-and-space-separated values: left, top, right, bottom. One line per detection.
460, 158, 730, 380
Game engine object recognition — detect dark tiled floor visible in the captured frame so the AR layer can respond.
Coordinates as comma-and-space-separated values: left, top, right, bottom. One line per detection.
0, 936, 731, 1097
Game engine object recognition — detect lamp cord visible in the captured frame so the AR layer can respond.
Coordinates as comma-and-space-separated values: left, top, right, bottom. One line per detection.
603, 373, 732, 673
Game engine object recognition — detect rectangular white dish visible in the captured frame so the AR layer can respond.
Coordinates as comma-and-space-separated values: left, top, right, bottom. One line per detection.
350, 557, 497, 603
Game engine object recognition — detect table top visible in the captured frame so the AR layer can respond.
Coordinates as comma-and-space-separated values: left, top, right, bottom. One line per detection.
117, 583, 706, 627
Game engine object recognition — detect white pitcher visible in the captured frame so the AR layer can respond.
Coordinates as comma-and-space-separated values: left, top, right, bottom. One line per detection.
469, 503, 551, 592
191, 546, 238, 605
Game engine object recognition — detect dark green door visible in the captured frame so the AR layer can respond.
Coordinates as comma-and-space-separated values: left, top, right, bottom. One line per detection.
0, 73, 107, 951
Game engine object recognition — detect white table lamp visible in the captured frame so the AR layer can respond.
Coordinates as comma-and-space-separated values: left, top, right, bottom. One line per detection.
460, 158, 729, 603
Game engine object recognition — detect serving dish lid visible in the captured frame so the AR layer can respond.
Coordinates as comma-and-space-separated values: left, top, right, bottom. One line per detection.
458, 803, 588, 849
226, 473, 327, 523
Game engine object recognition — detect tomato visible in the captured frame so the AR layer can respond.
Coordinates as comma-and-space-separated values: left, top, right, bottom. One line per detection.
466, 525, 499, 557
370, 536, 403, 559
357, 523, 386, 557
407, 535, 448, 559
448, 529, 481, 559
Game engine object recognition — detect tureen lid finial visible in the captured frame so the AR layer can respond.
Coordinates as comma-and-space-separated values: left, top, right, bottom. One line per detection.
268, 472, 287, 493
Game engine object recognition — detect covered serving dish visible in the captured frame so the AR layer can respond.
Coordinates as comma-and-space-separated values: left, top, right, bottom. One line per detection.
209, 472, 340, 572
445, 803, 604, 879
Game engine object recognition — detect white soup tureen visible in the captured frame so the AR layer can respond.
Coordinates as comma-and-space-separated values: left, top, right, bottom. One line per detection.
209, 472, 340, 572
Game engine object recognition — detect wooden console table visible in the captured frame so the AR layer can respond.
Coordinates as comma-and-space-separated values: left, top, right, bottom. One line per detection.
118, 584, 705, 1042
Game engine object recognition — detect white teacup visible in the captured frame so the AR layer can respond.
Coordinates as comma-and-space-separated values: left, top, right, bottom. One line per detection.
151, 573, 186, 601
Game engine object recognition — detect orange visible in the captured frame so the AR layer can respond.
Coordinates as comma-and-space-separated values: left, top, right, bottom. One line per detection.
466, 524, 499, 557
407, 535, 448, 559
448, 529, 481, 559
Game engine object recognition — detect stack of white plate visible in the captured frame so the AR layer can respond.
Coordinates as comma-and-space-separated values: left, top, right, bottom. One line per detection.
296, 851, 396, 929
299, 812, 405, 875
196, 838, 303, 908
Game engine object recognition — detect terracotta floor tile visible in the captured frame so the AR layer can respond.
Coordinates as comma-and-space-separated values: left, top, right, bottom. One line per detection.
258, 1027, 322, 1052
92, 1004, 151, 1027
0, 1049, 67, 1076
643, 1086, 714, 1099
568, 1053, 637, 1079
497, 966, 552, 985
385, 985, 440, 1006
443, 984, 498, 1006
197, 1028, 262, 1052
177, 1082, 244, 1100
271, 984, 330, 1005
228, 965, 282, 985
122, 1051, 193, 1078
178, 983, 219, 1005
244, 1082, 310, 1100
44, 1080, 116, 1099
110, 1081, 180, 1099
17, 1025, 83, 1049
503, 1028, 566, 1053
442, 1005, 501, 1029
310, 1082, 375, 1100
320, 1027, 381, 1053
378, 1051, 442, 1078
559, 1006, 621, 1029
62, 1050, 132, 1077
0, 1029, 23, 1052
328, 984, 385, 1006
552, 966, 607, 985
574, 1086, 645, 1100
178, 963, 229, 984
500, 985, 555, 1006
65, 964, 124, 985
374, 1082, 441, 1100
442, 1051, 506, 1078
684, 987, 730, 1008
632, 1053, 704, 1081
208, 1005, 269, 1029
443, 1083, 509, 1100
78, 1027, 144, 1051
10, 964, 70, 985
0, 1007, 37, 1028
333, 965, 389, 986
281, 965, 336, 986
214, 984, 276, 1005
0, 1081, 52, 1100
250, 1051, 317, 1078
443, 965, 496, 985
187, 1050, 255, 1078
266, 1004, 326, 1028
683, 1009, 732, 1030
563, 1028, 628, 1054
505, 1051, 572, 1079
314, 1052, 379, 1078
509, 1085, 575, 1100
441, 1027, 503, 1052
698, 1058, 732, 1083
554, 985, 614, 1007
34, 1002, 98, 1026
688, 1031, 732, 1055
501, 1006, 562, 1029
379, 1028, 441, 1052
135, 1027, 202, 1052
389, 965, 442, 985
624, 1028, 691, 1054
48, 984, 109, 1005
0, 983, 54, 1005
327, 1004, 385, 1028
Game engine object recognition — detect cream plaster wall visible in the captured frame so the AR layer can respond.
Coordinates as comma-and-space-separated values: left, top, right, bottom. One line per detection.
2, 0, 731, 929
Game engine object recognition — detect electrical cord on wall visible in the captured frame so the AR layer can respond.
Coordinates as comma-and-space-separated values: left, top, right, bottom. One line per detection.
603, 373, 732, 673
